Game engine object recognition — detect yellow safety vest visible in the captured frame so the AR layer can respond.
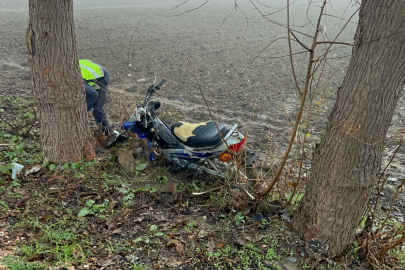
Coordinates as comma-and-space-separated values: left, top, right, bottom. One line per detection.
79, 59, 104, 89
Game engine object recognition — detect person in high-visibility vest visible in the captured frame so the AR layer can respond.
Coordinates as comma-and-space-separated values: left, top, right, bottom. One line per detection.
79, 59, 111, 133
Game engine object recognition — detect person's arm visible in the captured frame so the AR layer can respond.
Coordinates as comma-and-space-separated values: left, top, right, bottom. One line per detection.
97, 67, 109, 91
84, 82, 99, 111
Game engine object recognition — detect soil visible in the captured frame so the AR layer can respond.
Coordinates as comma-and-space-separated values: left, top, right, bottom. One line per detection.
1, 0, 405, 268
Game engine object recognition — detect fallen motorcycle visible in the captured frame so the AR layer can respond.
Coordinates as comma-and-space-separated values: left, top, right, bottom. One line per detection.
108, 78, 255, 181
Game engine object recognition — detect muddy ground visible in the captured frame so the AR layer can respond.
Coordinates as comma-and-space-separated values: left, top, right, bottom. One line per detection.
0, 0, 405, 268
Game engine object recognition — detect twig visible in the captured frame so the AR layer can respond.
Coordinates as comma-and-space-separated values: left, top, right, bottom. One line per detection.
161, 199, 180, 215
229, 37, 288, 94
323, 7, 360, 53
221, 2, 237, 26
263, 0, 297, 17
0, 115, 16, 129
376, 177, 405, 235
287, 0, 303, 96
372, 143, 401, 223
232, 233, 264, 255
260, 0, 328, 197
161, 0, 209, 17
135, 201, 156, 211
367, 202, 374, 216
257, 50, 307, 59
187, 58, 228, 149
115, 161, 131, 181
289, 30, 310, 51
203, 208, 218, 221
322, 13, 358, 24
287, 99, 313, 204
127, 13, 144, 67
172, 0, 189, 9
316, 41, 353, 46
192, 185, 224, 196
379, 230, 405, 257
249, 0, 314, 39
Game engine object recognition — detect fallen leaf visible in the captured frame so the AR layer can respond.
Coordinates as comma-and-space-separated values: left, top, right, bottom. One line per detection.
244, 236, 253, 242
27, 253, 42, 262
0, 213, 10, 220
160, 178, 178, 202
97, 257, 114, 267
197, 230, 208, 239
176, 244, 184, 253
134, 216, 144, 223
166, 258, 182, 268
106, 200, 117, 212
9, 210, 21, 217
118, 148, 136, 171
72, 245, 82, 260
16, 196, 30, 207
107, 222, 116, 231
24, 165, 41, 176
167, 239, 180, 247
186, 234, 196, 242
44, 253, 56, 262
253, 234, 266, 243
155, 215, 168, 222
207, 240, 216, 252
234, 237, 247, 247
217, 243, 225, 248
47, 175, 64, 182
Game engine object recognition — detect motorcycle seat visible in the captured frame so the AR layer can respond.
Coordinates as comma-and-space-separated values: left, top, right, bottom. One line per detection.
171, 121, 230, 148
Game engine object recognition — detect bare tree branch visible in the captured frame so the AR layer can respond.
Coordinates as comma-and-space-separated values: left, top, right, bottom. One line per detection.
249, 0, 314, 39
316, 41, 354, 46
228, 37, 288, 94
127, 13, 143, 67
257, 50, 307, 59
287, 0, 303, 96
172, 0, 189, 10
322, 13, 358, 24
260, 0, 328, 197
263, 0, 297, 17
161, 0, 209, 17
289, 30, 311, 51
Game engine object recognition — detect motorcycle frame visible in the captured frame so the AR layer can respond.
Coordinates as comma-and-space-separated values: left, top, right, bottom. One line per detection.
121, 114, 244, 162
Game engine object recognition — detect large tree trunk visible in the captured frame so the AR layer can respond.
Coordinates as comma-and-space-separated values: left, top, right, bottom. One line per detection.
26, 0, 95, 164
292, 0, 405, 256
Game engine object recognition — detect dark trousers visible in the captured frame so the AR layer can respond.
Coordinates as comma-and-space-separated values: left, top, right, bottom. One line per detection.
85, 67, 110, 129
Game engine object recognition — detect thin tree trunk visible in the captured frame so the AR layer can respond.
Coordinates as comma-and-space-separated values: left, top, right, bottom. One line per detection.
26, 0, 95, 164
292, 0, 405, 256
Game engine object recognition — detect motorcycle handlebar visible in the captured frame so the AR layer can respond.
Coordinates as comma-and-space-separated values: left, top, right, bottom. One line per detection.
142, 78, 166, 107
155, 79, 165, 90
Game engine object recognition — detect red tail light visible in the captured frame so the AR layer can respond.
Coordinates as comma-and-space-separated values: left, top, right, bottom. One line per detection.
230, 137, 246, 152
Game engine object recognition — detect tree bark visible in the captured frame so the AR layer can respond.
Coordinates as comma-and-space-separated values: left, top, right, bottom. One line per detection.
26, 0, 95, 164
292, 0, 405, 256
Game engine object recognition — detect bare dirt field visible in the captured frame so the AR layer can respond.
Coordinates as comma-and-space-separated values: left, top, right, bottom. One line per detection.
1, 1, 405, 268
1, 0, 356, 145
